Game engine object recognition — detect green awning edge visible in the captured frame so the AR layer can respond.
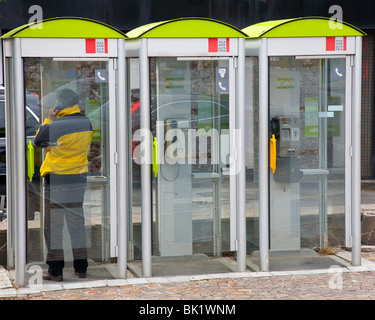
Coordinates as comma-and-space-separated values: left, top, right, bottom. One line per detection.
1, 17, 127, 39
242, 17, 366, 38
126, 17, 247, 38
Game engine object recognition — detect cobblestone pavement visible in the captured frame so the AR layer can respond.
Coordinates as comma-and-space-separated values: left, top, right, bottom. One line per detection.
0, 250, 375, 301
23, 267, 375, 300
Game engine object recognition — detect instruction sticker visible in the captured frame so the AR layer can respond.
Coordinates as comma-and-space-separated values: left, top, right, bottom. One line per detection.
216, 67, 229, 93
95, 69, 108, 83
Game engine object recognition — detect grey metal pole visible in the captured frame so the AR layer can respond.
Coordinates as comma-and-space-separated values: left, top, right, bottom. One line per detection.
117, 38, 128, 278
139, 38, 152, 277
13, 38, 26, 285
236, 38, 247, 272
352, 36, 362, 266
4, 41, 15, 269
258, 38, 269, 272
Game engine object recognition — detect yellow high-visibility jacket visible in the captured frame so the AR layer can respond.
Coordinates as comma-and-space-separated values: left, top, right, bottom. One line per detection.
34, 105, 93, 177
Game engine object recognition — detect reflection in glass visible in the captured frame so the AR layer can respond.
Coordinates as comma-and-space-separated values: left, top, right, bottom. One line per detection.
245, 57, 259, 254
24, 58, 112, 279
149, 58, 232, 258
269, 57, 346, 253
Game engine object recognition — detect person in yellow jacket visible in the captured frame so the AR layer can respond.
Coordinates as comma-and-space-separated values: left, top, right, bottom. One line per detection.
34, 88, 93, 282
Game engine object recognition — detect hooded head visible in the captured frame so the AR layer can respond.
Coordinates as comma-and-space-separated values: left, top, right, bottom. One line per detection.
55, 88, 79, 111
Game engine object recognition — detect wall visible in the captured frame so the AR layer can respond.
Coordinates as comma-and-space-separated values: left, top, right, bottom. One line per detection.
361, 32, 375, 178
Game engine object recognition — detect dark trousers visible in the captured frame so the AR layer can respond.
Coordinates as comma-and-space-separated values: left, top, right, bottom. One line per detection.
44, 173, 88, 276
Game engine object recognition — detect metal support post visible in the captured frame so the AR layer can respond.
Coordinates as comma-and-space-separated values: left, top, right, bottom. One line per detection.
258, 38, 269, 272
13, 38, 26, 285
352, 36, 362, 266
140, 38, 152, 277
236, 38, 247, 271
117, 38, 128, 278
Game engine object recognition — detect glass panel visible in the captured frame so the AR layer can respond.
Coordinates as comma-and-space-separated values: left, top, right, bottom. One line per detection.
24, 58, 113, 279
128, 58, 141, 260
0, 87, 5, 196
245, 57, 259, 255
0, 75, 7, 267
4, 57, 15, 267
269, 57, 346, 257
150, 57, 233, 260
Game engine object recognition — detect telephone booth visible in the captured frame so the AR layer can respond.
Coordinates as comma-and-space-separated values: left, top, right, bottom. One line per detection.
242, 17, 366, 271
2, 17, 128, 285
125, 18, 248, 277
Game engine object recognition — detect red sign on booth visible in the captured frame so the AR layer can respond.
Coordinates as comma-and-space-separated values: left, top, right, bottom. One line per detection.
208, 38, 230, 53
326, 37, 347, 52
86, 39, 108, 54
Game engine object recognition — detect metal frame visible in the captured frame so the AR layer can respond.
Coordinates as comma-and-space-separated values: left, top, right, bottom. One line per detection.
267, 37, 356, 56
127, 36, 247, 276
352, 36, 362, 266
16, 38, 118, 58
3, 36, 122, 285
139, 38, 152, 277
12, 37, 26, 285
258, 38, 270, 271
116, 38, 128, 278
236, 38, 246, 271
345, 56, 353, 248
4, 56, 14, 269
245, 34, 363, 271
106, 57, 118, 260
228, 56, 237, 253
0, 40, 3, 86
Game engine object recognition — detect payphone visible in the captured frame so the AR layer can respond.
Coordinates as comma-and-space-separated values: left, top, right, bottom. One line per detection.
165, 118, 190, 161
269, 114, 302, 251
270, 115, 303, 183
271, 115, 300, 157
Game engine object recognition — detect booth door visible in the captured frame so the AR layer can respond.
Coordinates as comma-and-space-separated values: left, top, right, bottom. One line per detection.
150, 57, 236, 257
25, 58, 117, 268
269, 56, 349, 251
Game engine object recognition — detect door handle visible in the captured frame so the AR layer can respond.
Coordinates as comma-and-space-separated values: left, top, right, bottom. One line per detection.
270, 134, 276, 174
27, 140, 35, 182
152, 137, 159, 178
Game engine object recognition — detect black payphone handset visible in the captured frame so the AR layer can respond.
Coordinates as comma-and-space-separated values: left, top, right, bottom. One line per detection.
270, 117, 280, 140
270, 118, 279, 174
165, 118, 189, 160
270, 115, 303, 183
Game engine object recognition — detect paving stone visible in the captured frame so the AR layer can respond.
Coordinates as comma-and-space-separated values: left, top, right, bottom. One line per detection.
3, 247, 375, 300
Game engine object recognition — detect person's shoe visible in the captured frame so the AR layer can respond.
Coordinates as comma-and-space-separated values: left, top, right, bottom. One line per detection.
42, 271, 63, 282
74, 271, 86, 278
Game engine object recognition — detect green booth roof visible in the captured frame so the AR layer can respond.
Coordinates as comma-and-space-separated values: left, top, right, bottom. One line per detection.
1, 17, 127, 39
242, 17, 366, 38
126, 17, 247, 38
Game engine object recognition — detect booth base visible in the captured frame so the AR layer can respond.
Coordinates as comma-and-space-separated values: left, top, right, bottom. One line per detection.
246, 249, 347, 272
18, 260, 118, 284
